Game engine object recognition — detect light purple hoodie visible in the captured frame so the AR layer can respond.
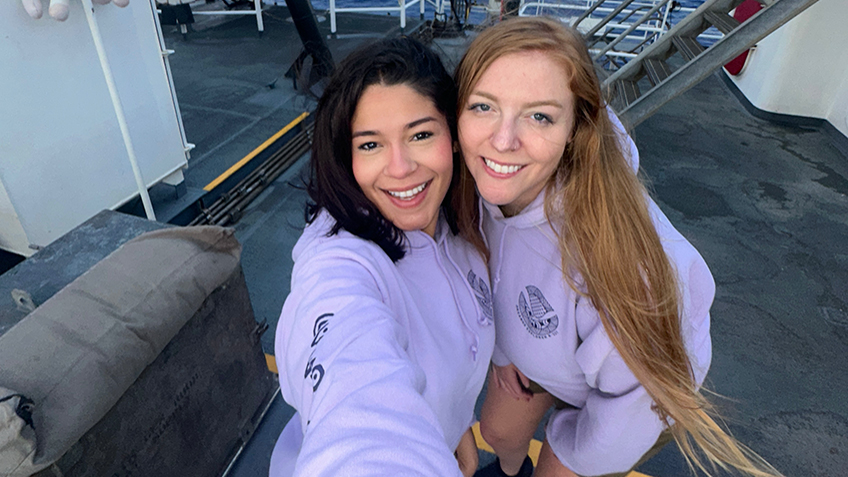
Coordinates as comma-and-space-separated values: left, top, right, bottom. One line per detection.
273, 211, 494, 476
480, 111, 714, 476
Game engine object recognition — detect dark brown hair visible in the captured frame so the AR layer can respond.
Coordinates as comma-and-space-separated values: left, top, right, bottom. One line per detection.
307, 37, 459, 261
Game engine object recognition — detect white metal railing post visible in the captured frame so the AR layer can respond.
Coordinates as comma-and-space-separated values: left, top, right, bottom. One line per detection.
330, 0, 428, 33
188, 0, 264, 33
82, 0, 156, 221
659, 0, 673, 37
254, 0, 264, 32
401, 0, 407, 30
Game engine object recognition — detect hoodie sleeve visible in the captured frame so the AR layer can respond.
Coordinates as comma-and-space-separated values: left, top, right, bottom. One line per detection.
274, 244, 463, 477
545, 219, 714, 476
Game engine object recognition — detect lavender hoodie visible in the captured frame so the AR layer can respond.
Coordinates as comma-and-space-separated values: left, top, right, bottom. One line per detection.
273, 211, 494, 476
481, 112, 714, 476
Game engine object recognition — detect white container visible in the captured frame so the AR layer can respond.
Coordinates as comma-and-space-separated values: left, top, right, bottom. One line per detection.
0, 0, 190, 256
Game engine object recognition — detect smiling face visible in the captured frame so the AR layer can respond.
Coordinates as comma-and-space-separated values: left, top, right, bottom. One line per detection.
351, 83, 454, 237
458, 50, 575, 217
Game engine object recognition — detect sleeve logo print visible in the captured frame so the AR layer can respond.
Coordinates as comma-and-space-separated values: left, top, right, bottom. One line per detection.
467, 270, 494, 322
304, 313, 332, 392
517, 285, 559, 338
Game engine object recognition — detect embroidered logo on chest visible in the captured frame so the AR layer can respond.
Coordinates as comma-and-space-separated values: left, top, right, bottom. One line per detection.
467, 270, 494, 322
517, 285, 559, 338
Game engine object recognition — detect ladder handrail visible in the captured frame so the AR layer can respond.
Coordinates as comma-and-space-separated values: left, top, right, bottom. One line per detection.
572, 0, 614, 30
592, 0, 672, 58
584, 0, 642, 38
610, 0, 821, 126
603, 0, 747, 86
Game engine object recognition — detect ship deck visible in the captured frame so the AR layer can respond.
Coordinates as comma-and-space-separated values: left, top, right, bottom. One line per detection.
12, 3, 848, 475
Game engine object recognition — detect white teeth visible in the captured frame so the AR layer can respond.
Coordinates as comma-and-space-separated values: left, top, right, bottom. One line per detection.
387, 182, 427, 200
484, 158, 522, 174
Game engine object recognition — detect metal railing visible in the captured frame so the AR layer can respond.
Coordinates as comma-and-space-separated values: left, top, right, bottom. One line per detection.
518, 0, 723, 70
328, 0, 447, 33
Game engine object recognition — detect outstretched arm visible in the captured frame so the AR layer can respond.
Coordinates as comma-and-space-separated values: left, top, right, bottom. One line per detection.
275, 249, 463, 477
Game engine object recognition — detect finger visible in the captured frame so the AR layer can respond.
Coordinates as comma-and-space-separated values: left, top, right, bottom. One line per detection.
492, 366, 505, 389
504, 372, 526, 400
518, 370, 530, 389
21, 0, 44, 19
48, 0, 69, 21
112, 0, 130, 7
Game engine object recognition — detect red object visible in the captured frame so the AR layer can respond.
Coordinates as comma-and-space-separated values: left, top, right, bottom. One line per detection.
723, 0, 764, 75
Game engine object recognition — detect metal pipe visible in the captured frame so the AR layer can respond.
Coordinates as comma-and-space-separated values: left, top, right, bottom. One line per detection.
200, 131, 312, 222
215, 140, 312, 226
288, 0, 334, 82
192, 127, 313, 226
82, 0, 156, 221
593, 0, 670, 59
584, 0, 641, 38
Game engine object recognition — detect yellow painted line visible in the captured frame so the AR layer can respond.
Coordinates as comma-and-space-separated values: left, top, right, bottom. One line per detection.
472, 421, 542, 466
471, 422, 652, 477
203, 112, 310, 192
472, 421, 495, 454
265, 353, 278, 374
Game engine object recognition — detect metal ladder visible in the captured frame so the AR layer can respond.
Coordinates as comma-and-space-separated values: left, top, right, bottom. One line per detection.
600, 0, 820, 127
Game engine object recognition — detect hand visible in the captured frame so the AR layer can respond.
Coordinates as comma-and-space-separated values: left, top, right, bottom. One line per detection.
492, 363, 533, 402
454, 427, 479, 477
21, 0, 129, 22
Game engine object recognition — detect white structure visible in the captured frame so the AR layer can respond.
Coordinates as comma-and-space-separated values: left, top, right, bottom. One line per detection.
726, 0, 848, 137
328, 0, 429, 33
157, 0, 265, 34
1, 0, 191, 256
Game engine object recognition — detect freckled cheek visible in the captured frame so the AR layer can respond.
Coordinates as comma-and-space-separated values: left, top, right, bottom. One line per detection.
458, 116, 487, 150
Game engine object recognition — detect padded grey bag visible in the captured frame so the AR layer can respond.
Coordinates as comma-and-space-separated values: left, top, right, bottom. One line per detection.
0, 226, 241, 476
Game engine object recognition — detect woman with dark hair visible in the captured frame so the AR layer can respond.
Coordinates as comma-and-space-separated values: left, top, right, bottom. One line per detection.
271, 37, 494, 477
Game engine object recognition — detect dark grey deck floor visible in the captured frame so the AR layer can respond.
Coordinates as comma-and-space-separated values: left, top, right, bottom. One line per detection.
162, 9, 847, 477
629, 69, 848, 477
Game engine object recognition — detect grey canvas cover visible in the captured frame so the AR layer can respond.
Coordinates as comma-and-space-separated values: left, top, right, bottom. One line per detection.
0, 226, 241, 476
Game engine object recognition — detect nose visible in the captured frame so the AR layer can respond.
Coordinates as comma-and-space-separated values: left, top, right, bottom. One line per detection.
384, 145, 417, 178
491, 118, 520, 152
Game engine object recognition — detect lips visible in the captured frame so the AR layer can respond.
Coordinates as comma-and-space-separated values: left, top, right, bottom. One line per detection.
482, 157, 524, 176
385, 181, 428, 200
381, 180, 431, 207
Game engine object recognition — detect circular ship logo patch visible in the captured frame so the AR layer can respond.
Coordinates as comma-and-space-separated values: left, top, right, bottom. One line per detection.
467, 270, 494, 322
517, 285, 558, 339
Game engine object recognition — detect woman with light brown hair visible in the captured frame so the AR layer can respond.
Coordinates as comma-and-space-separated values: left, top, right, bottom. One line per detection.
452, 17, 782, 477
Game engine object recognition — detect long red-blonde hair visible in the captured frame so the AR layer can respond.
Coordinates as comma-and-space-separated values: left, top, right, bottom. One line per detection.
454, 17, 780, 477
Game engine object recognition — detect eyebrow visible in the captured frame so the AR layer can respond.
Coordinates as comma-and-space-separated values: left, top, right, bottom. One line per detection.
469, 91, 563, 109
351, 116, 438, 138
